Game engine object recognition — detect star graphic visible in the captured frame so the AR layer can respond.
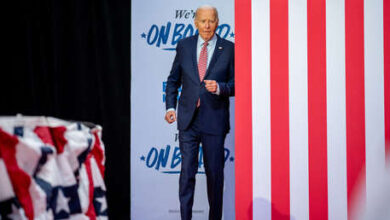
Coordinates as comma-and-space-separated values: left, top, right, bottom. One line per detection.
7, 204, 27, 220
96, 197, 108, 213
229, 157, 234, 162
56, 189, 70, 214
140, 156, 145, 161
141, 33, 146, 38
46, 209, 54, 218
230, 32, 235, 38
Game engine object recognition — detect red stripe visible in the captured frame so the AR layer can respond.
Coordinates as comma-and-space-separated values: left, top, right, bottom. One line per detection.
50, 127, 67, 154
91, 131, 105, 178
345, 0, 366, 218
270, 0, 290, 219
34, 126, 55, 146
307, 0, 329, 219
0, 129, 34, 220
235, 0, 253, 219
85, 155, 97, 220
384, 0, 390, 164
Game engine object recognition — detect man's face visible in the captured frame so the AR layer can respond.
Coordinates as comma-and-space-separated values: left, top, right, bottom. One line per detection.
194, 8, 218, 41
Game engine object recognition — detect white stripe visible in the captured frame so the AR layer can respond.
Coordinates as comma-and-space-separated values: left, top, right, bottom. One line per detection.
252, 0, 271, 219
288, 0, 310, 219
326, 0, 348, 219
0, 159, 14, 200
364, 0, 386, 213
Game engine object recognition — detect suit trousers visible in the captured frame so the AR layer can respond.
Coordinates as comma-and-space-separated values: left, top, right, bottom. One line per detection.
178, 108, 226, 220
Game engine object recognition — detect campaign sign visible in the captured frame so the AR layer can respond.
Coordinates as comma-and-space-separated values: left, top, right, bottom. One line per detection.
131, 1, 235, 219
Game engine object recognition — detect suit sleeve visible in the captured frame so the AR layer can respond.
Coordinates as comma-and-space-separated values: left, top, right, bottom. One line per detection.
218, 45, 235, 97
165, 42, 182, 110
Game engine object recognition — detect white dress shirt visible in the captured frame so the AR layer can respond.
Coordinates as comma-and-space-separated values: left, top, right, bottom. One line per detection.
197, 34, 217, 68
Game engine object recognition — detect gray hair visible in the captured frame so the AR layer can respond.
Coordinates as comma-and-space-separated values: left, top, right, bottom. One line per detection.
195, 5, 219, 21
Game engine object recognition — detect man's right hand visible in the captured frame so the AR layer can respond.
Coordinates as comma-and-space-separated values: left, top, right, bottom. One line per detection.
165, 111, 176, 124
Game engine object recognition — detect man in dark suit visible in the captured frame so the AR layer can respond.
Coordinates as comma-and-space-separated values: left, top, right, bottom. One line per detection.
164, 5, 234, 220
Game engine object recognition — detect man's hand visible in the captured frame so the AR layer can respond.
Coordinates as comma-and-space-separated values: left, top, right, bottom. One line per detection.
204, 80, 217, 93
165, 111, 176, 124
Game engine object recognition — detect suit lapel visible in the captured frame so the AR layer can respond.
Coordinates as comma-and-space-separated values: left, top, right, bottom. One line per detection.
191, 36, 201, 82
204, 35, 223, 80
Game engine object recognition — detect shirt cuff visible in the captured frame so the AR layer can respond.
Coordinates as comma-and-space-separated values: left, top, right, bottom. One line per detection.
167, 108, 176, 113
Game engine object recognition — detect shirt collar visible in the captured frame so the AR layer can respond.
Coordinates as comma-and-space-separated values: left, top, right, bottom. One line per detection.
198, 34, 218, 47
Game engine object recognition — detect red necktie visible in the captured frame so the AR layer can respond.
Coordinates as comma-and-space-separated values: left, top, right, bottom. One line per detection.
197, 41, 208, 107
198, 41, 208, 82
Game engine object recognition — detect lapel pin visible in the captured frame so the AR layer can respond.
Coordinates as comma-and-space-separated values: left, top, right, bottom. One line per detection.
219, 47, 223, 50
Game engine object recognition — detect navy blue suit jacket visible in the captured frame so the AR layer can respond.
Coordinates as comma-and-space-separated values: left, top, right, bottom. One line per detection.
165, 34, 234, 135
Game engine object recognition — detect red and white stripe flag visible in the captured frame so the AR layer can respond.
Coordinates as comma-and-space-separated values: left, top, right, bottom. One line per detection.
0, 117, 107, 220
235, 0, 390, 220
